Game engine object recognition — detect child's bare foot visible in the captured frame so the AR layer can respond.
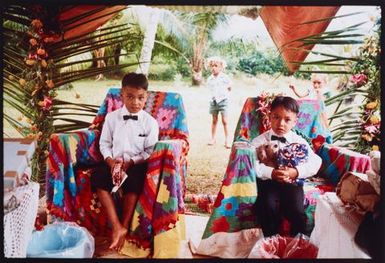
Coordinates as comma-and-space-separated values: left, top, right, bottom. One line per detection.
208, 139, 216, 145
109, 226, 128, 251
224, 140, 231, 149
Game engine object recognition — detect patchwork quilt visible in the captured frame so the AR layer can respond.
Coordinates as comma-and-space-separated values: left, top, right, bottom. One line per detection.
46, 88, 189, 258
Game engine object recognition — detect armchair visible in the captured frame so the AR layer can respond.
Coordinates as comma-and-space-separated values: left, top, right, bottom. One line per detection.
195, 96, 371, 257
46, 88, 189, 258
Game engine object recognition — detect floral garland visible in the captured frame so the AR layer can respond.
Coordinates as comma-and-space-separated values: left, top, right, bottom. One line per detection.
19, 18, 57, 187
349, 22, 381, 153
255, 91, 283, 133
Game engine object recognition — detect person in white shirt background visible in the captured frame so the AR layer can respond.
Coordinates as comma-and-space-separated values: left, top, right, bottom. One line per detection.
251, 96, 322, 237
206, 57, 232, 149
91, 72, 159, 251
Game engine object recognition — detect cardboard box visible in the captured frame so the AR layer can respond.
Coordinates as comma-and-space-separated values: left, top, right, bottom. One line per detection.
3, 138, 36, 190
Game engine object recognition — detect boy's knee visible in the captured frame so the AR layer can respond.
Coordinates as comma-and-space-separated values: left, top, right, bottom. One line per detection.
259, 196, 280, 215
285, 203, 305, 219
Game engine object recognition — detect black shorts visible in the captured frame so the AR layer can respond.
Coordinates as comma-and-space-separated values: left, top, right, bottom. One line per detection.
90, 161, 147, 195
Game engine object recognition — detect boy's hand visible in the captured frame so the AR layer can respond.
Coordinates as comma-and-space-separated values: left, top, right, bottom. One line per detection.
106, 157, 124, 186
122, 159, 134, 171
272, 168, 287, 183
106, 157, 116, 171
112, 161, 123, 186
272, 167, 298, 183
284, 167, 299, 183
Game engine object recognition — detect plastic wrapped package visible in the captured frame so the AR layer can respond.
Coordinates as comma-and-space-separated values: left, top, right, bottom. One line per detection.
26, 222, 94, 258
248, 234, 318, 258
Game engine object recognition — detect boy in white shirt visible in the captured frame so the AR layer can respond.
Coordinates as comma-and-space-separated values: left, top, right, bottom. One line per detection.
206, 57, 232, 148
91, 72, 159, 251
251, 96, 322, 236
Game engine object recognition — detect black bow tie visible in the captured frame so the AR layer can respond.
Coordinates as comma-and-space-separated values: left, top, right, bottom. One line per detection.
271, 135, 287, 143
123, 115, 138, 121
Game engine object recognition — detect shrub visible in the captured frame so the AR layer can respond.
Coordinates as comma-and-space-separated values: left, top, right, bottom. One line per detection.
237, 50, 311, 80
148, 64, 176, 81
175, 57, 191, 78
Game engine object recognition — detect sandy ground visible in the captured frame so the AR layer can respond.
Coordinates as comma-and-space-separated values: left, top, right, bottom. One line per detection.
3, 74, 331, 195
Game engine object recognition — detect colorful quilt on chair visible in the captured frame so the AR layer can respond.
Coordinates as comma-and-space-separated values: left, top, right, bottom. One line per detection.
46, 88, 189, 258
234, 97, 332, 143
196, 96, 370, 257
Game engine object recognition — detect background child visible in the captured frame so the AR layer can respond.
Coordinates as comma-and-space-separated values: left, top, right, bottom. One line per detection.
91, 72, 159, 251
206, 56, 232, 149
289, 73, 331, 101
251, 96, 322, 237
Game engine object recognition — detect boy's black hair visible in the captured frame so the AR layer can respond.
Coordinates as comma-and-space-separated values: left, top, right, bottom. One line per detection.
271, 96, 299, 114
121, 72, 148, 90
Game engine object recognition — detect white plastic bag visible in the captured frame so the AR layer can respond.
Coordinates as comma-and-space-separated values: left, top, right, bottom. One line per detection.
192, 228, 262, 258
27, 222, 94, 258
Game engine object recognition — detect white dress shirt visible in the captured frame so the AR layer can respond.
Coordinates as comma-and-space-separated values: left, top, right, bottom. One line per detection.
251, 130, 322, 180
206, 72, 232, 103
99, 106, 159, 164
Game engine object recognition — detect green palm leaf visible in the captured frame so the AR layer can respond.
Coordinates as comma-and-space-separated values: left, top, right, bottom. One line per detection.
299, 11, 365, 25
282, 11, 379, 150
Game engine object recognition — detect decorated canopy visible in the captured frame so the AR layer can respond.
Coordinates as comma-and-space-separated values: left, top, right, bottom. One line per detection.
53, 5, 340, 73
259, 6, 340, 72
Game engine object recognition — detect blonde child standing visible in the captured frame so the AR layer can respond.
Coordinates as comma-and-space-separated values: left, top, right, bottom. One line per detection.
206, 57, 232, 149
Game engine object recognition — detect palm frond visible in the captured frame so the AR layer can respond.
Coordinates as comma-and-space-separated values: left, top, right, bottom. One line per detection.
54, 62, 140, 87
50, 24, 132, 50
282, 11, 378, 149
3, 114, 26, 136
51, 35, 138, 62
154, 40, 189, 63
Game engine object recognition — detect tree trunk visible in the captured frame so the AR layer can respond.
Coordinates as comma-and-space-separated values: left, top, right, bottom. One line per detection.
190, 26, 207, 86
136, 8, 160, 76
192, 69, 203, 86
114, 43, 121, 65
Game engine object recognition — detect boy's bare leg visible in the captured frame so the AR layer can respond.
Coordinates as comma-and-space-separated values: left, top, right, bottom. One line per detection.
97, 189, 127, 251
209, 113, 218, 145
222, 113, 230, 148
122, 192, 139, 230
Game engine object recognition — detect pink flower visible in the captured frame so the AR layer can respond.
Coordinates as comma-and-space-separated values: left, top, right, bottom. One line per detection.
28, 53, 38, 60
350, 74, 368, 87
364, 124, 379, 134
41, 96, 52, 111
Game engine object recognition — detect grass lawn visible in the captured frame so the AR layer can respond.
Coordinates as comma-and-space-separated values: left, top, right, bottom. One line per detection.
4, 73, 342, 196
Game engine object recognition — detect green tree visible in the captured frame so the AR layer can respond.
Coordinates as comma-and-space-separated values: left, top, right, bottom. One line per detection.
135, 9, 230, 86
181, 12, 229, 85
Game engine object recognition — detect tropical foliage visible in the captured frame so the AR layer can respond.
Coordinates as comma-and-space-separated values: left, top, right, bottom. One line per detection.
237, 50, 311, 79
346, 20, 381, 153
287, 11, 381, 153
3, 4, 141, 193
150, 11, 230, 85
